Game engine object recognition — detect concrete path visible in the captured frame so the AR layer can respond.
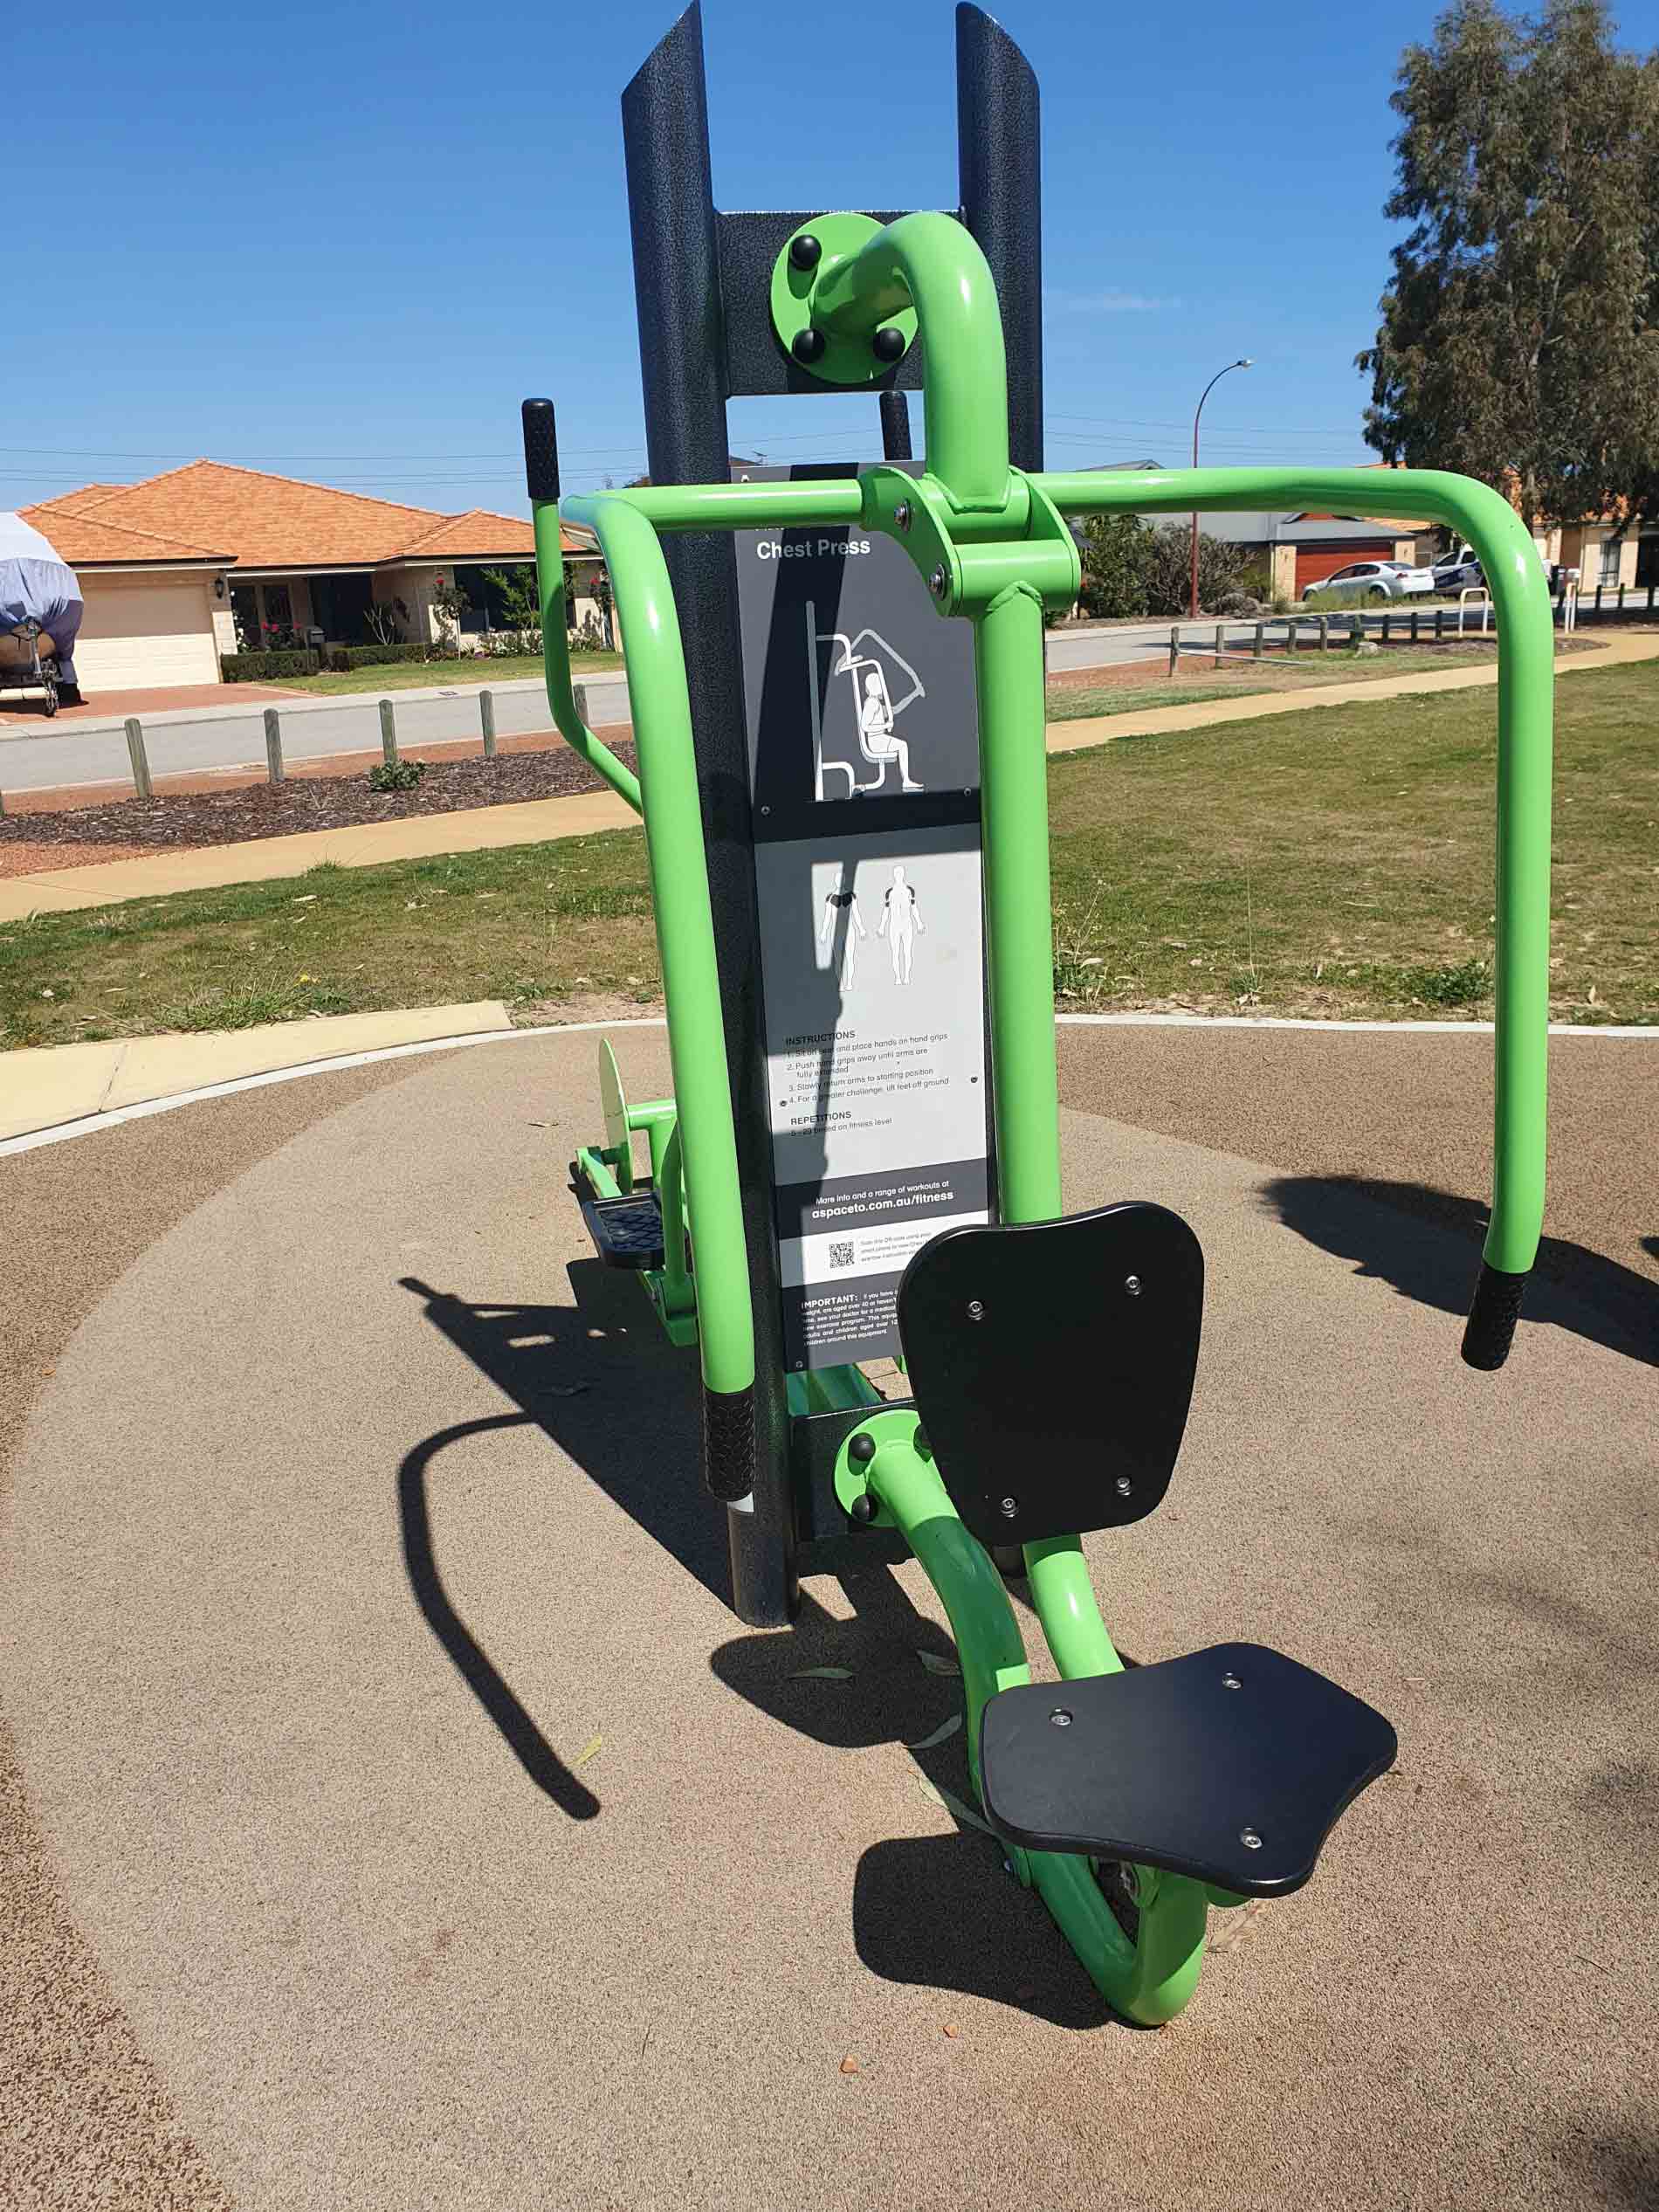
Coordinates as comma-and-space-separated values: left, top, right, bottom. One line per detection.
8, 635, 1656, 922
1047, 622, 1659, 755
0, 1001, 512, 1143
0, 786, 638, 920
1, 1024, 1654, 2210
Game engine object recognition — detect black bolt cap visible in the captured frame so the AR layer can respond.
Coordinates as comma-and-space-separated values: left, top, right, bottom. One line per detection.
791, 327, 828, 365
849, 1492, 876, 1525
789, 232, 823, 271
871, 325, 906, 362
848, 1431, 877, 1464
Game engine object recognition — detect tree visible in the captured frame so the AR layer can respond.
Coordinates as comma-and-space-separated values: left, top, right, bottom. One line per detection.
1077, 511, 1150, 617
430, 573, 470, 648
1359, 1, 1659, 528
481, 562, 542, 632
1141, 524, 1248, 617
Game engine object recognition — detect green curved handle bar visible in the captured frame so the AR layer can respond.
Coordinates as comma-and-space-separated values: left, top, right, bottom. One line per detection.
809, 210, 1011, 511
1033, 465, 1553, 1280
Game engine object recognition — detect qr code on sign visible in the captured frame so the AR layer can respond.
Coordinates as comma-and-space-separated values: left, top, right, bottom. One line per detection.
828, 1241, 856, 1271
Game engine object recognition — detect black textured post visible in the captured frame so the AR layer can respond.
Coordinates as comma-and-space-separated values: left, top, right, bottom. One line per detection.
622, 4, 796, 1628
957, 3, 1043, 469
879, 389, 913, 462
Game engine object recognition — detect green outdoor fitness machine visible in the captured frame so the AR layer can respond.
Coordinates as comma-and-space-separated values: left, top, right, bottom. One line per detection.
523, 5, 1554, 2023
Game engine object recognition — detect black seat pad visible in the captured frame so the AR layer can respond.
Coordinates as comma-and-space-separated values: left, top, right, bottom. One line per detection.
979, 1642, 1397, 1897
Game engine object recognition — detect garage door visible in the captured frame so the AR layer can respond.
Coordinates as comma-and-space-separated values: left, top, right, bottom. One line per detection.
74, 574, 221, 688
1295, 541, 1393, 592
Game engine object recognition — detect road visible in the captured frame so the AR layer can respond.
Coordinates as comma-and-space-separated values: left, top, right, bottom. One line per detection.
0, 614, 1475, 798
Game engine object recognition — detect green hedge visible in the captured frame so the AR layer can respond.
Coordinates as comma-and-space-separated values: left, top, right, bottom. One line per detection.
325, 642, 438, 672
221, 649, 321, 682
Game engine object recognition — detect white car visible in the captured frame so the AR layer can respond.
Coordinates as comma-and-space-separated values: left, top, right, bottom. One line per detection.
1302, 561, 1435, 603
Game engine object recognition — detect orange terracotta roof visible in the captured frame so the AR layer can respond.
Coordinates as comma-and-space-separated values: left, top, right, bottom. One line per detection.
397, 506, 540, 558
25, 482, 125, 513
17, 500, 230, 565
54, 460, 547, 570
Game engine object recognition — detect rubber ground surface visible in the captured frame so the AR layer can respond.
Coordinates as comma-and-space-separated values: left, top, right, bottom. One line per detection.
1, 1025, 1654, 2210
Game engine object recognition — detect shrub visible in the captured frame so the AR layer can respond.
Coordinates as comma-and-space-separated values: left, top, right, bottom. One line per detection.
221, 649, 322, 681
1142, 523, 1249, 617
325, 643, 435, 672
368, 758, 426, 793
1077, 511, 1151, 619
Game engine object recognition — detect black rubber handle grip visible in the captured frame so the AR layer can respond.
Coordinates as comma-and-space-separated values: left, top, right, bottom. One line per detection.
521, 397, 561, 504
1461, 1261, 1529, 1370
702, 1384, 755, 1503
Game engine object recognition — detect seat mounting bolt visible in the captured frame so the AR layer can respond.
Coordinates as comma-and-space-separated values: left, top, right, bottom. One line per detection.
967, 1299, 984, 1320
1050, 1707, 1072, 1727
1115, 1476, 1132, 1498
999, 1496, 1018, 1519
1240, 1827, 1263, 1850
1125, 1274, 1142, 1296
1222, 1671, 1242, 1690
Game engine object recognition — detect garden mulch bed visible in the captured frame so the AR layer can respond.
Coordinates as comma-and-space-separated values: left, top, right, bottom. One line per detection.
0, 738, 639, 874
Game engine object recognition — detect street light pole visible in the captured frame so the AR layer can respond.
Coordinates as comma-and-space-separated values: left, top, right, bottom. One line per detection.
1189, 357, 1253, 620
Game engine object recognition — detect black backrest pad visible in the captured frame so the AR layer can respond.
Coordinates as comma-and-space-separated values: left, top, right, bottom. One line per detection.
895, 1203, 1203, 1548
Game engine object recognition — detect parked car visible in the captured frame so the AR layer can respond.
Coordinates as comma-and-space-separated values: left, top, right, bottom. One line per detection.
1302, 561, 1435, 603
1433, 544, 1483, 591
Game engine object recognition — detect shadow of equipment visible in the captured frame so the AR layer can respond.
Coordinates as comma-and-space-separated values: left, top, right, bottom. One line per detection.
396, 1409, 601, 1820
401, 1261, 725, 1599
396, 1259, 731, 1813
709, 1568, 1102, 2027
1260, 1175, 1657, 1370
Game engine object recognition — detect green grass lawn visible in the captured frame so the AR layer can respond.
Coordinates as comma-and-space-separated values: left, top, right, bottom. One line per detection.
1046, 644, 1500, 724
4, 660, 1654, 1048
273, 650, 622, 695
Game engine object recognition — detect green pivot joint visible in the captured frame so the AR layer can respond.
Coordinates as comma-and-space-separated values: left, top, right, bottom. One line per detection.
774, 210, 1011, 511
862, 466, 1080, 619
771, 215, 918, 386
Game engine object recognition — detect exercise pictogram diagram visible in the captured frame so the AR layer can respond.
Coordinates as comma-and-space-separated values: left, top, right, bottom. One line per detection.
816, 884, 867, 986
877, 863, 926, 983
805, 599, 926, 799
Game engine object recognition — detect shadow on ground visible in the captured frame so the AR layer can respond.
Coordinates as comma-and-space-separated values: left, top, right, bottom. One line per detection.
396, 1409, 602, 1819
711, 1571, 1102, 2029
1261, 1175, 1657, 1368
399, 1260, 720, 1809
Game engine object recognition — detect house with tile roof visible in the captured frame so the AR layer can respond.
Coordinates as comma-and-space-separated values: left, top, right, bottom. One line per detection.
21, 462, 600, 691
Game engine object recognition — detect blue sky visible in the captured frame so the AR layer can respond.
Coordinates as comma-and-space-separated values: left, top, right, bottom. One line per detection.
10, 0, 1657, 519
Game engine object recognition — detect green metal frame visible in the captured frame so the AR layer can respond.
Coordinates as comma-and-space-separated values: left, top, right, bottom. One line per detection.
532, 210, 1554, 2021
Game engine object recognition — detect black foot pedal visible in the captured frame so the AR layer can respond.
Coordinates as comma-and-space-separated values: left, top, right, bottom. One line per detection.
581, 1190, 665, 1271
980, 1643, 1396, 1897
